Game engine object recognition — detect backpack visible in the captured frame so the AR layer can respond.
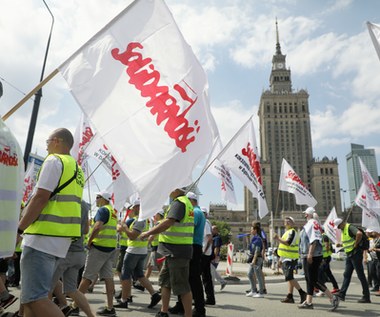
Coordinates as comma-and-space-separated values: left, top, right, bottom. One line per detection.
357, 227, 370, 251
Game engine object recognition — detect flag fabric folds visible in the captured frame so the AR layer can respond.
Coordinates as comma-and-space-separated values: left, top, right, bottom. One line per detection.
355, 182, 380, 232
367, 21, 380, 61
0, 118, 24, 257
358, 158, 380, 216
217, 117, 268, 218
59, 0, 218, 219
279, 158, 317, 207
323, 207, 338, 244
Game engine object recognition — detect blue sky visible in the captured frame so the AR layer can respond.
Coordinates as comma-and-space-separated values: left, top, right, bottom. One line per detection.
1, 0, 380, 211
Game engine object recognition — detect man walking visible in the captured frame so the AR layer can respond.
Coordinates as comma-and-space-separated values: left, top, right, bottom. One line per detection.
18, 128, 84, 317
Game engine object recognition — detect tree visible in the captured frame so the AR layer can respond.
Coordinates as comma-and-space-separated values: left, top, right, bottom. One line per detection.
211, 220, 231, 244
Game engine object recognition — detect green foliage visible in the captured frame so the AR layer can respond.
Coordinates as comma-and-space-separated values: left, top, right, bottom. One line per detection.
211, 220, 231, 244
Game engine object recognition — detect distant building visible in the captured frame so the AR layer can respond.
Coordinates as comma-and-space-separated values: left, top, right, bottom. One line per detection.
346, 143, 378, 204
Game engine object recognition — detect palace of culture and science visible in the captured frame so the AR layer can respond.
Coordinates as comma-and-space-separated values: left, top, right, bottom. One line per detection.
209, 22, 345, 247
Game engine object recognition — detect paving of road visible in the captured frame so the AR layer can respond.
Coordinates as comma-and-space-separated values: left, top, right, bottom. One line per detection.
2, 260, 380, 317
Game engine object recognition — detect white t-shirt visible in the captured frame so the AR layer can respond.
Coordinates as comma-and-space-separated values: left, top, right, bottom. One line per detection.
203, 219, 212, 256
23, 155, 71, 258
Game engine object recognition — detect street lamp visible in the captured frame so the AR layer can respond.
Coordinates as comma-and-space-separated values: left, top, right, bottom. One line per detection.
340, 188, 347, 212
23, 0, 54, 168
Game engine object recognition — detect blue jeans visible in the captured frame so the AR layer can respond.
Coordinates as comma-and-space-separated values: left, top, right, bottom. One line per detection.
340, 250, 370, 299
247, 257, 264, 293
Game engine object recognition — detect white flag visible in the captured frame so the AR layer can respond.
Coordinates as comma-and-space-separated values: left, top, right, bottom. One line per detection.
59, 0, 218, 219
217, 117, 268, 218
72, 113, 94, 166
323, 207, 338, 244
0, 118, 24, 257
355, 182, 380, 231
359, 158, 380, 215
279, 158, 317, 207
22, 159, 36, 204
207, 138, 237, 204
367, 21, 380, 61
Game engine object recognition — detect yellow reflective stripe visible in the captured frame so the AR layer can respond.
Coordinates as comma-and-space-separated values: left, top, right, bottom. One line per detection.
172, 222, 195, 228
160, 231, 193, 237
50, 195, 82, 203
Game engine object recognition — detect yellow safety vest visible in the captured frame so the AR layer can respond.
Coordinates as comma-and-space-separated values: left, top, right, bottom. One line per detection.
92, 205, 117, 248
277, 228, 299, 259
127, 218, 150, 248
342, 223, 355, 254
322, 233, 332, 258
151, 221, 161, 247
24, 154, 84, 238
159, 196, 194, 245
119, 230, 129, 247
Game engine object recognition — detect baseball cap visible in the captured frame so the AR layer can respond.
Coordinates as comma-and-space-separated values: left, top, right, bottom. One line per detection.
303, 207, 315, 215
186, 192, 197, 201
132, 198, 140, 207
334, 218, 343, 227
285, 216, 295, 223
96, 191, 112, 201
365, 228, 374, 233
200, 206, 208, 214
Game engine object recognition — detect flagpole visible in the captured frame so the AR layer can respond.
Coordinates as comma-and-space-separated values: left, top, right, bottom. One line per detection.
1, 69, 59, 121
84, 152, 111, 184
191, 115, 253, 188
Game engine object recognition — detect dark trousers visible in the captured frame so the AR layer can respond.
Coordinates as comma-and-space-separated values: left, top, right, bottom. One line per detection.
175, 244, 205, 313
367, 259, 379, 289
340, 250, 370, 299
303, 256, 323, 295
201, 254, 215, 302
318, 256, 339, 289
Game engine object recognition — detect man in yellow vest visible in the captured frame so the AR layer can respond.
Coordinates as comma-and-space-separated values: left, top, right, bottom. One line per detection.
334, 218, 371, 303
114, 198, 161, 310
140, 187, 194, 317
17, 128, 84, 317
76, 191, 117, 317
274, 216, 307, 304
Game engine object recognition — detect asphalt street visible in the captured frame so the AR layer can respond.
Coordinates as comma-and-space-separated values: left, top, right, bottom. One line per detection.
3, 260, 380, 317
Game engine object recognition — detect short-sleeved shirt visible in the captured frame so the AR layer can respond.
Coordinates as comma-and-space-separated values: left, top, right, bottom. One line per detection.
22, 155, 71, 258
249, 235, 263, 257
193, 206, 206, 246
92, 206, 115, 253
212, 233, 223, 259
203, 219, 212, 256
158, 199, 193, 259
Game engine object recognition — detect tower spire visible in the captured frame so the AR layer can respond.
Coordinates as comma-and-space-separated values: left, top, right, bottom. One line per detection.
275, 18, 282, 55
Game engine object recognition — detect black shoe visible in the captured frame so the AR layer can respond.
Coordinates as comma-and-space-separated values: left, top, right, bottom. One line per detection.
61, 305, 74, 317
357, 297, 371, 303
263, 288, 267, 294
155, 312, 169, 317
114, 301, 128, 309
97, 307, 116, 316
281, 296, 295, 303
337, 293, 345, 302
370, 288, 379, 292
69, 307, 80, 316
133, 282, 145, 292
114, 290, 122, 300
168, 303, 185, 314
0, 294, 17, 309
205, 299, 215, 305
148, 292, 161, 309
192, 308, 206, 317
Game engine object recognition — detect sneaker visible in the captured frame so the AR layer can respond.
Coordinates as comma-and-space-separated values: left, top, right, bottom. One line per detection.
316, 291, 325, 297
114, 301, 128, 309
331, 288, 340, 294
263, 288, 267, 294
61, 305, 74, 317
0, 294, 18, 309
168, 303, 184, 314
192, 309, 206, 317
220, 281, 227, 291
336, 293, 345, 302
298, 301, 313, 309
330, 295, 339, 312
299, 291, 307, 304
148, 292, 161, 309
357, 297, 371, 303
96, 306, 116, 316
252, 293, 264, 298
245, 289, 251, 293
70, 307, 80, 316
246, 291, 255, 297
133, 282, 145, 292
281, 296, 295, 303
155, 312, 169, 317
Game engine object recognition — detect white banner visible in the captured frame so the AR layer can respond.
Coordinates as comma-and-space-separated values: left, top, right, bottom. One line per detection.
355, 182, 380, 231
323, 206, 338, 244
359, 158, 380, 215
279, 158, 317, 207
0, 119, 24, 257
59, 0, 218, 219
217, 117, 268, 218
367, 21, 380, 61
22, 159, 36, 204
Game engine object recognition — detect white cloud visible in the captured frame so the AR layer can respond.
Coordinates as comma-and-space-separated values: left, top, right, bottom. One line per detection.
321, 0, 353, 15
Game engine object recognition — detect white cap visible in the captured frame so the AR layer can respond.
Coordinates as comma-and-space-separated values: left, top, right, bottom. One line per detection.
132, 198, 140, 206
200, 206, 208, 214
96, 191, 112, 201
334, 218, 343, 227
365, 228, 374, 233
303, 207, 315, 215
186, 192, 197, 201
285, 216, 295, 223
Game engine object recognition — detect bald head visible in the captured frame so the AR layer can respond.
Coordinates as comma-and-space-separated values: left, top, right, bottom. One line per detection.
47, 128, 74, 155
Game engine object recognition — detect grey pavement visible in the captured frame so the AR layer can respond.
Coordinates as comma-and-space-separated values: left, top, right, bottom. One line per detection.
3, 260, 380, 317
